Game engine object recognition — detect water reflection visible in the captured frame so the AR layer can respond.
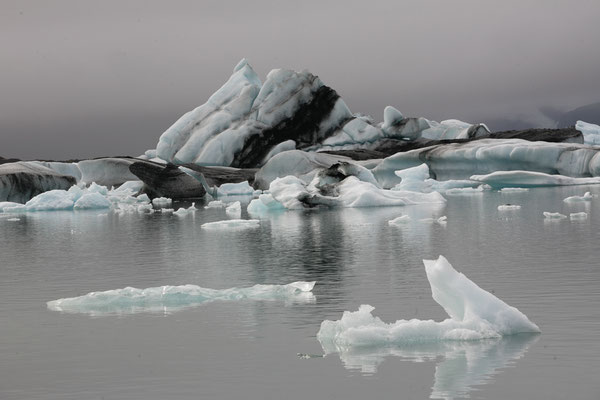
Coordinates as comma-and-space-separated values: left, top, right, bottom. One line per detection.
327, 334, 538, 399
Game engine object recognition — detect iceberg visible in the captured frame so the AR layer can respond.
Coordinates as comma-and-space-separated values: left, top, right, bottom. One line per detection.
246, 194, 286, 216
47, 281, 316, 315
570, 212, 588, 220
543, 212, 567, 220
499, 187, 529, 193
373, 138, 600, 188
216, 181, 254, 197
498, 204, 521, 211
471, 171, 600, 188
73, 192, 112, 210
388, 215, 411, 225
201, 219, 260, 230
575, 120, 600, 146
317, 256, 539, 352
0, 162, 76, 203
205, 200, 226, 209
563, 192, 592, 202
225, 201, 242, 217
151, 197, 172, 207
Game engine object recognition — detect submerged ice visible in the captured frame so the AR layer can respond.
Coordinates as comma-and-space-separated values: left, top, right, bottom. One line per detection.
317, 256, 539, 352
47, 281, 316, 315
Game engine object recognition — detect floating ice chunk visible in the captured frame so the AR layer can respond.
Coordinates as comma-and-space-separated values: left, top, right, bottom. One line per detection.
575, 120, 600, 146
73, 193, 112, 210
113, 180, 145, 194
136, 203, 154, 213
47, 281, 315, 315
471, 170, 600, 188
498, 204, 521, 211
217, 181, 254, 197
0, 201, 23, 212
563, 192, 592, 203
201, 219, 260, 230
205, 200, 226, 209
247, 194, 286, 215
317, 256, 539, 352
23, 189, 77, 211
161, 208, 174, 213
225, 201, 242, 217
444, 186, 485, 195
6, 218, 20, 221
136, 193, 150, 203
152, 197, 172, 207
420, 216, 447, 225
570, 212, 588, 220
388, 215, 411, 225
543, 212, 567, 220
499, 187, 529, 193
173, 207, 190, 216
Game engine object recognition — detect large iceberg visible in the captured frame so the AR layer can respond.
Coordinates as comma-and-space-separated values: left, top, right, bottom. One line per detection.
471, 171, 600, 188
47, 281, 315, 315
151, 60, 489, 168
0, 162, 76, 203
317, 256, 539, 352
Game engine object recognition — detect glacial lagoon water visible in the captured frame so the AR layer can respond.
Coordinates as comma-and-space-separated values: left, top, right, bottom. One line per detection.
1, 186, 599, 399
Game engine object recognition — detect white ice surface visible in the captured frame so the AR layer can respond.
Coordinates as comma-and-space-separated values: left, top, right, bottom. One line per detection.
388, 215, 411, 225
246, 194, 286, 216
217, 181, 254, 197
576, 120, 600, 146
47, 281, 315, 315
317, 256, 539, 352
225, 201, 242, 217
205, 200, 226, 209
201, 219, 260, 230
498, 204, 521, 211
152, 197, 172, 207
563, 192, 592, 202
499, 188, 529, 193
543, 212, 567, 220
471, 170, 600, 188
570, 212, 588, 220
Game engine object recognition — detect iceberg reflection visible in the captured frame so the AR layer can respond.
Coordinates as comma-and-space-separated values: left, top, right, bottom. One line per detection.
330, 334, 538, 399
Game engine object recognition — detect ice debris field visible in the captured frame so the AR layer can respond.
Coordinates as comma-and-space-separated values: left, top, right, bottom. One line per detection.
317, 256, 540, 355
47, 281, 316, 315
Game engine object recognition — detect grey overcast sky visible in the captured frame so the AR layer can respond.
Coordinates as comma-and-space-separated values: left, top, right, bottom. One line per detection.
1, 0, 600, 160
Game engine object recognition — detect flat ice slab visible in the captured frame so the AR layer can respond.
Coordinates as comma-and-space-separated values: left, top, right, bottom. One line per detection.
201, 219, 260, 230
47, 281, 315, 315
318, 256, 539, 352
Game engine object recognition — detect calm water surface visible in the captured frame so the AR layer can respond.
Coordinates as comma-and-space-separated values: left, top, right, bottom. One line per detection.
1, 186, 599, 399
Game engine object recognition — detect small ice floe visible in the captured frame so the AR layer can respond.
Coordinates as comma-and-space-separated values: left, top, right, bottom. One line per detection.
47, 281, 316, 315
205, 200, 226, 209
388, 215, 411, 225
201, 219, 260, 230
498, 204, 521, 211
543, 212, 567, 220
444, 186, 485, 195
152, 197, 172, 207
420, 216, 447, 225
563, 192, 592, 203
173, 203, 197, 217
570, 212, 588, 220
499, 188, 529, 193
6, 218, 20, 221
225, 201, 242, 218
160, 208, 174, 213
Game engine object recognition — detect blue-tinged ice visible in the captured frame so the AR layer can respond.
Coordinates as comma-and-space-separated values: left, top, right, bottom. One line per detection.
471, 170, 600, 188
576, 120, 600, 145
201, 219, 260, 230
317, 256, 539, 353
217, 181, 255, 197
47, 281, 316, 315
543, 212, 567, 220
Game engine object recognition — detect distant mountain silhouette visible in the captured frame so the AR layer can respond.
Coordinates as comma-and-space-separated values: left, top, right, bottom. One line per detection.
555, 102, 600, 127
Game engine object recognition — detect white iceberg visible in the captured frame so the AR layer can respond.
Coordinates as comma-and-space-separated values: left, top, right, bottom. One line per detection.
472, 170, 600, 188
151, 197, 172, 207
205, 200, 226, 209
47, 281, 316, 315
498, 204, 521, 211
225, 201, 242, 217
73, 193, 112, 210
217, 181, 255, 197
543, 212, 567, 220
201, 219, 260, 230
576, 120, 600, 146
388, 215, 411, 225
317, 256, 539, 352
570, 212, 588, 220
247, 194, 286, 216
563, 192, 592, 203
499, 187, 529, 193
